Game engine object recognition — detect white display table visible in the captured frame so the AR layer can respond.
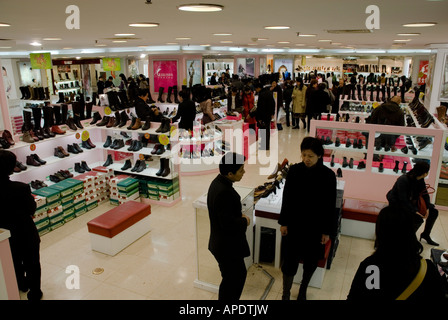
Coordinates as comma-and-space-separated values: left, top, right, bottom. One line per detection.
192, 185, 254, 293
0, 229, 19, 300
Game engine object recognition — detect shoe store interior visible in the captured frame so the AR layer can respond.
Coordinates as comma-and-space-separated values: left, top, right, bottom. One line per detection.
0, 0, 448, 304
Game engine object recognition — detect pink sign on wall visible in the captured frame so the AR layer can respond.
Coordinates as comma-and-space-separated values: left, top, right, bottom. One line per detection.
153, 60, 178, 91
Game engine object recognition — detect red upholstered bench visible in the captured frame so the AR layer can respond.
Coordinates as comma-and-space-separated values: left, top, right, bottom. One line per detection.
341, 198, 386, 239
87, 201, 151, 256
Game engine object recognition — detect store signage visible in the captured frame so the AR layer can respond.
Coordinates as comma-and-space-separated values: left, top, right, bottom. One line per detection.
30, 52, 52, 69
153, 60, 178, 91
81, 130, 90, 142
102, 58, 121, 71
158, 134, 170, 146
63, 61, 73, 65
418, 60, 429, 85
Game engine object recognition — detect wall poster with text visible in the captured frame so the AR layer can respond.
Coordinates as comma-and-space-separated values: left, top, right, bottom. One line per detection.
153, 60, 178, 91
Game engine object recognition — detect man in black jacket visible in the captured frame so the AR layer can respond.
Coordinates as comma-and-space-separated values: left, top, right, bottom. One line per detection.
254, 82, 275, 150
207, 152, 250, 300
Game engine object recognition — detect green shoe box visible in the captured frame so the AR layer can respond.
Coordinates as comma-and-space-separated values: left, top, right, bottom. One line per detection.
32, 187, 61, 204
60, 178, 84, 192
47, 182, 74, 197
74, 206, 87, 217
117, 177, 140, 193
86, 201, 98, 211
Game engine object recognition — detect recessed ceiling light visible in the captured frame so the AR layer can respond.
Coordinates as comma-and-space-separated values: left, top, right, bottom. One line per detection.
298, 34, 317, 37
403, 22, 437, 27
177, 4, 224, 12
76, 57, 81, 60
43, 38, 62, 41
247, 43, 257, 46
295, 43, 305, 46
257, 38, 268, 41
0, 46, 12, 49
220, 40, 233, 43
95, 44, 107, 47
63, 47, 73, 49
397, 33, 421, 36
318, 39, 332, 42
113, 40, 127, 43
114, 33, 135, 36
166, 42, 179, 45
393, 39, 412, 42
277, 41, 290, 44
175, 37, 191, 40
129, 23, 159, 27
0, 23, 11, 27
30, 42, 41, 46
264, 26, 290, 30
331, 42, 342, 45
200, 44, 211, 46
213, 33, 232, 36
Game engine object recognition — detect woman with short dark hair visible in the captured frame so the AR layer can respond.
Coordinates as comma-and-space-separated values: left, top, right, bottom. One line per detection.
172, 90, 196, 131
279, 137, 337, 300
347, 205, 446, 300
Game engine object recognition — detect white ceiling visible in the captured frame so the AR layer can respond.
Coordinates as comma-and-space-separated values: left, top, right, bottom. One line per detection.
0, 0, 447, 58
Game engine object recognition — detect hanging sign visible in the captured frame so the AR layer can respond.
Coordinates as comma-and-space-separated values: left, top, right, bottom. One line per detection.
81, 130, 90, 142
102, 58, 121, 71
158, 134, 170, 146
30, 53, 53, 69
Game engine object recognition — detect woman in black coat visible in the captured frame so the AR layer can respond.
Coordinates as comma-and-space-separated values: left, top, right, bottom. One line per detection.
348, 205, 446, 300
386, 161, 439, 246
172, 89, 196, 131
0, 150, 42, 300
279, 137, 337, 300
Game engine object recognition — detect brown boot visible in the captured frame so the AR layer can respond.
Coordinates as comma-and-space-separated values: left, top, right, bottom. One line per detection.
22, 131, 35, 143
106, 116, 116, 128
131, 118, 142, 130
436, 105, 447, 123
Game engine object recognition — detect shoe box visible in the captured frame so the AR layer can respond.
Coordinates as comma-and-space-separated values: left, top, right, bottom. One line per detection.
144, 177, 180, 202
116, 177, 140, 205
109, 174, 132, 205
32, 194, 50, 236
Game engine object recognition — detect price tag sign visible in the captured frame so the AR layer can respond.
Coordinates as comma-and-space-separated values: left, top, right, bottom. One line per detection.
104, 107, 112, 115
81, 130, 90, 142
144, 133, 150, 140
158, 134, 170, 146
30, 144, 36, 152
139, 154, 145, 160
75, 133, 81, 140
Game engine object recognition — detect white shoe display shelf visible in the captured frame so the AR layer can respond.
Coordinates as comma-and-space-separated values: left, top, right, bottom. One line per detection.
310, 119, 445, 203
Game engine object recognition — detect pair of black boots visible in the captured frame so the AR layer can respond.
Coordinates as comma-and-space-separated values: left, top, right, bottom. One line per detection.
103, 136, 124, 150
74, 161, 91, 173
157, 86, 180, 104
155, 117, 171, 133
156, 158, 171, 177
67, 143, 84, 154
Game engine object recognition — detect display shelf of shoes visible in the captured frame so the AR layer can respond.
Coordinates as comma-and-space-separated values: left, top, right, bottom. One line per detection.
310, 119, 445, 203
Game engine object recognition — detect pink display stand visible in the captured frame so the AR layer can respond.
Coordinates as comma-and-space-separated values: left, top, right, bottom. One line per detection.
0, 229, 19, 300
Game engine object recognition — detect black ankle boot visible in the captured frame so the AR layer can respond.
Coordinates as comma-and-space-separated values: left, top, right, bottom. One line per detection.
103, 154, 113, 167
420, 233, 439, 246
393, 160, 399, 173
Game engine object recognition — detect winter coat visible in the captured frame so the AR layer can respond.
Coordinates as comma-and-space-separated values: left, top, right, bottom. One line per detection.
278, 161, 337, 261
207, 174, 250, 259
242, 92, 256, 125
292, 86, 307, 114
172, 99, 196, 131
369, 101, 405, 126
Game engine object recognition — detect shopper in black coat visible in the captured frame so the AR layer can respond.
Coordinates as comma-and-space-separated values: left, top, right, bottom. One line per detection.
0, 150, 42, 300
172, 89, 196, 131
134, 89, 152, 120
254, 82, 275, 150
305, 80, 330, 132
207, 152, 250, 300
279, 137, 337, 300
348, 205, 446, 300
386, 161, 440, 246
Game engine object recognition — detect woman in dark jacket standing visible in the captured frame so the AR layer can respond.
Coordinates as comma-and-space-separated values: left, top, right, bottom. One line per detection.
172, 89, 196, 131
348, 205, 445, 300
0, 150, 42, 300
279, 137, 337, 300
386, 161, 440, 246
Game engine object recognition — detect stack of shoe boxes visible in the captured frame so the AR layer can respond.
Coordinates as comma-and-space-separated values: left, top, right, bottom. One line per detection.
60, 178, 84, 220
74, 172, 98, 212
32, 187, 63, 231
117, 177, 140, 204
92, 166, 113, 204
137, 177, 150, 199
109, 174, 130, 205
32, 194, 50, 236
48, 180, 75, 223
157, 177, 180, 203
146, 178, 160, 201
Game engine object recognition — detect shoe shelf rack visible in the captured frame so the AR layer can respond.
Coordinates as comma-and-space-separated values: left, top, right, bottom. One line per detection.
310, 119, 445, 203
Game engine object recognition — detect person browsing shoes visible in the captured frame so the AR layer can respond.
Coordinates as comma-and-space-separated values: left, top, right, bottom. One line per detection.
207, 152, 250, 300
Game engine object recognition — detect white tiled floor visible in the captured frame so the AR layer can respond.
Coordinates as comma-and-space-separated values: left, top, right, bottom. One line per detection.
21, 125, 448, 300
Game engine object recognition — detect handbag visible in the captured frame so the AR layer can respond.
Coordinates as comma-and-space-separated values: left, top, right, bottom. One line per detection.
396, 259, 427, 300
416, 184, 435, 217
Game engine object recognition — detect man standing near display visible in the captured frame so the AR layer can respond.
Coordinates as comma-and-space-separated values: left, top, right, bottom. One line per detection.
207, 152, 250, 300
254, 81, 275, 150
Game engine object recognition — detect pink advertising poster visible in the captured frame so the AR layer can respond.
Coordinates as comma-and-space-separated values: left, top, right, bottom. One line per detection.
153, 60, 178, 91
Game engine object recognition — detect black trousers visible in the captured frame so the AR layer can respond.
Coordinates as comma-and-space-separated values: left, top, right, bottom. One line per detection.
214, 254, 247, 300
10, 238, 41, 293
414, 206, 438, 235
284, 100, 292, 127
258, 120, 271, 150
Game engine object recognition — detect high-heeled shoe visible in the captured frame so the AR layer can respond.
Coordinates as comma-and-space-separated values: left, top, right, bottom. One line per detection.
419, 233, 439, 246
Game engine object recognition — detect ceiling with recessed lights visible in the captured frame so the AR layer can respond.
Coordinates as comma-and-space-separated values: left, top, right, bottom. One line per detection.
0, 0, 447, 58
